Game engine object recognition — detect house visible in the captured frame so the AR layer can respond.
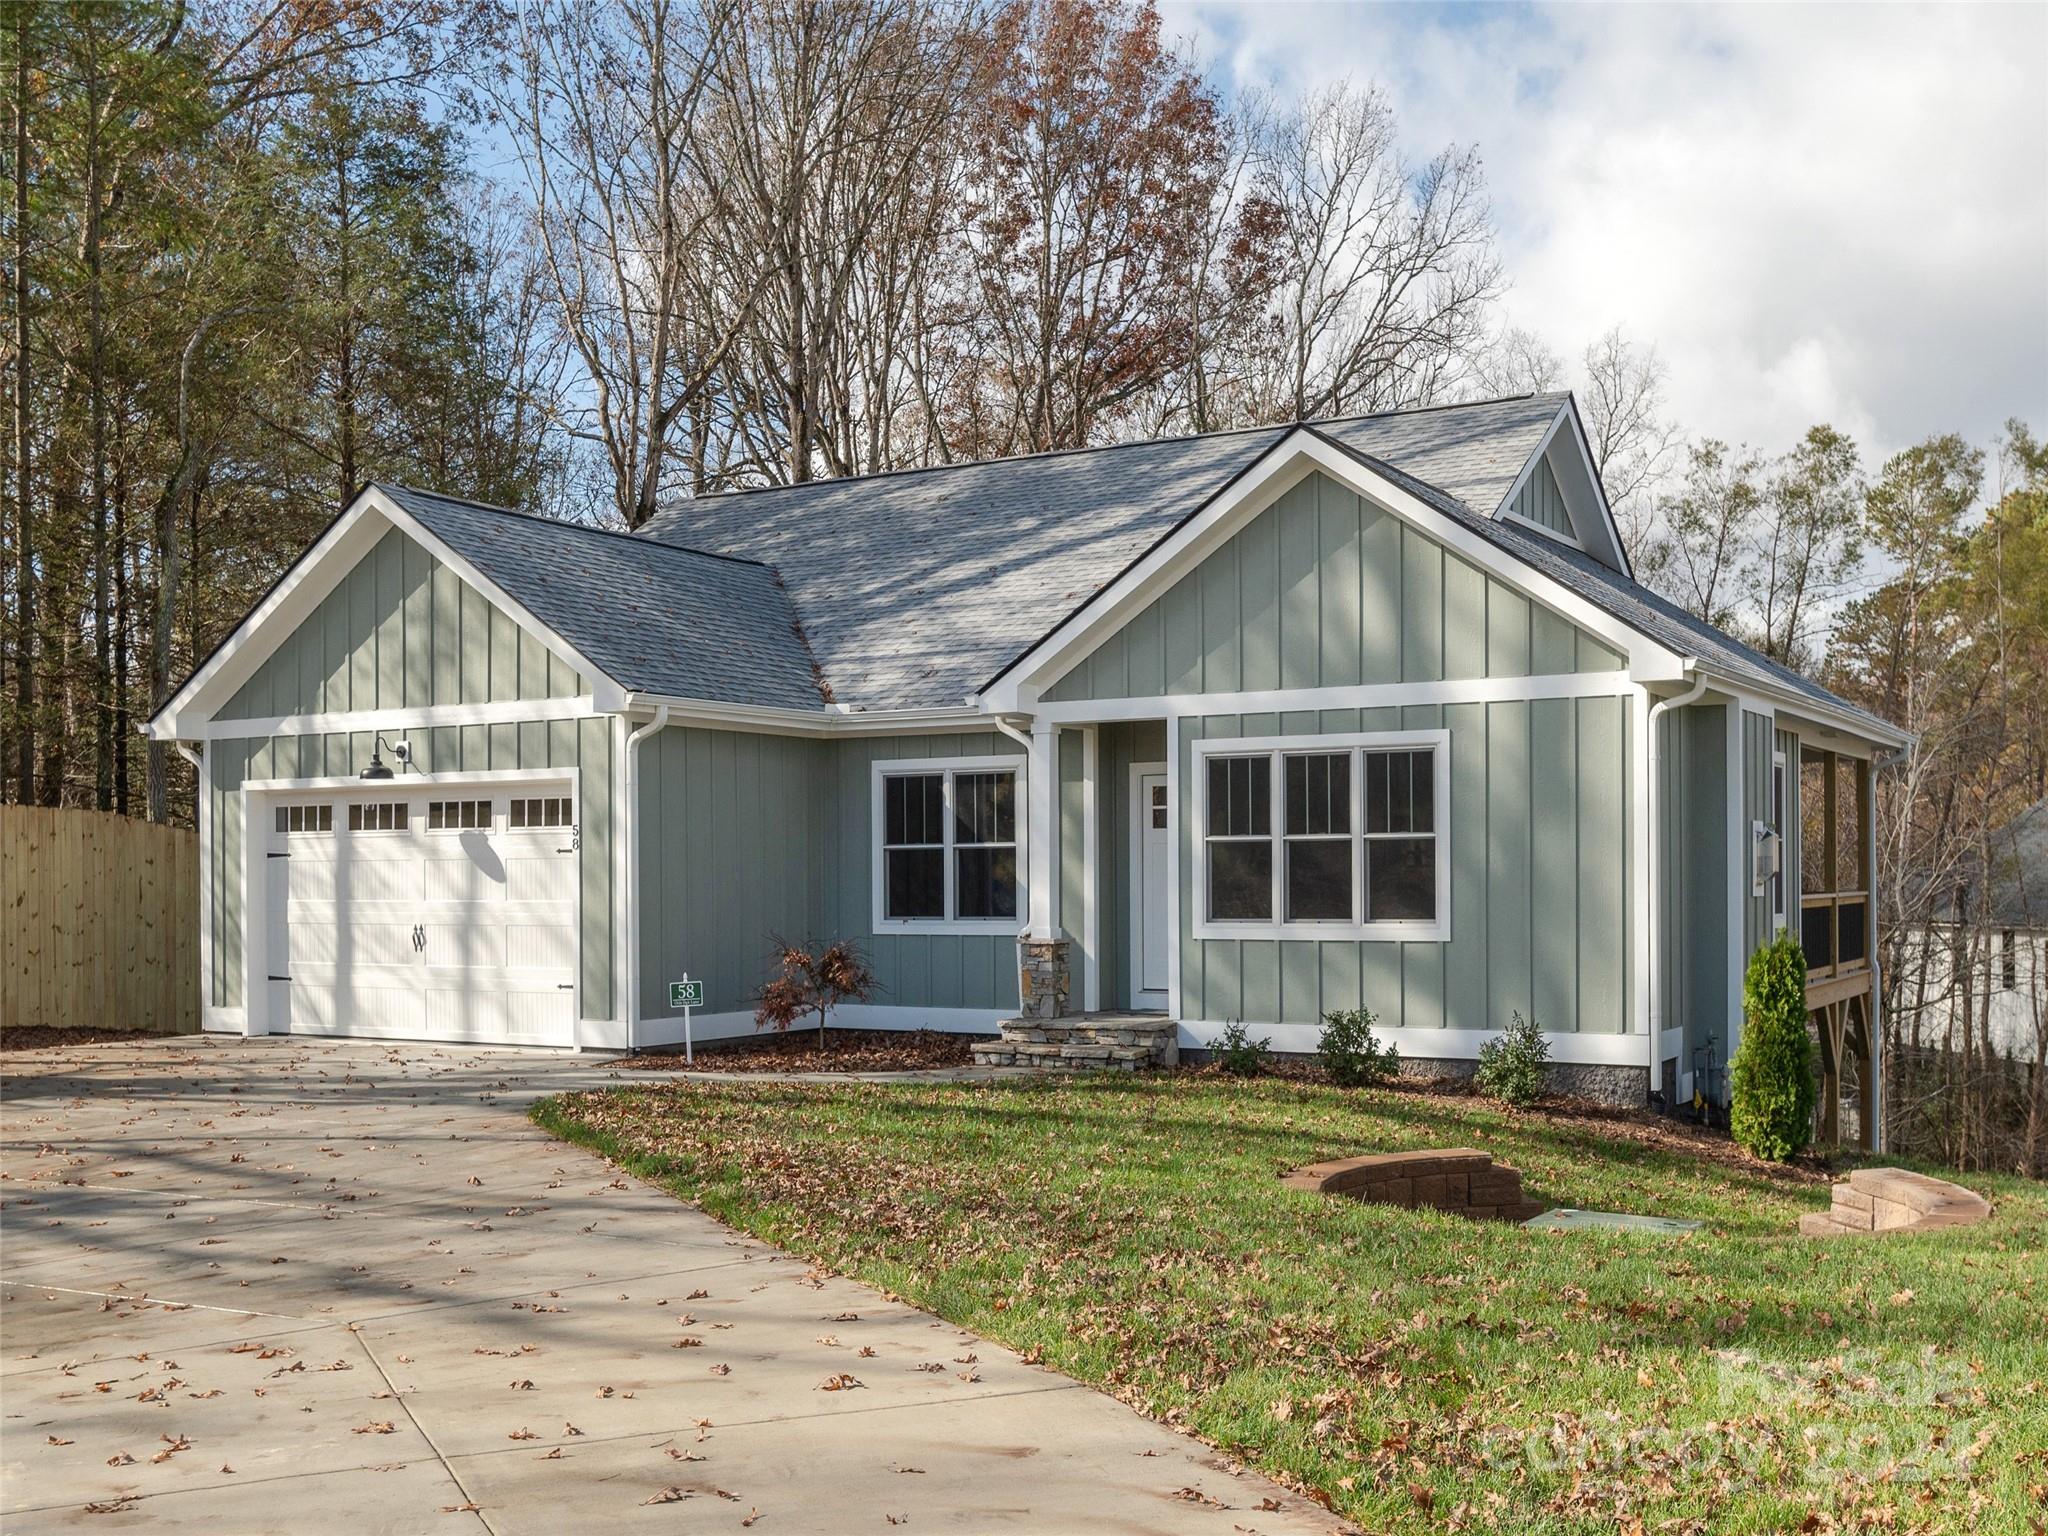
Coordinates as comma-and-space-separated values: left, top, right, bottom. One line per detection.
1897, 797, 2047, 1066
144, 392, 1907, 1139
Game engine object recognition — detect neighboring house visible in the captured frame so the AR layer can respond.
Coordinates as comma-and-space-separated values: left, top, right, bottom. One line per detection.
144, 392, 1906, 1134
1899, 798, 2048, 1064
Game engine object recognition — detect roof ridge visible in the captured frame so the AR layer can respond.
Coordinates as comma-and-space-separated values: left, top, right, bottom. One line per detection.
645, 392, 1558, 518
375, 482, 773, 571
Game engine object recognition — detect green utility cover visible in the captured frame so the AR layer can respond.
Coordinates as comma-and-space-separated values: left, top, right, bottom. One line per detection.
1525, 1208, 1704, 1235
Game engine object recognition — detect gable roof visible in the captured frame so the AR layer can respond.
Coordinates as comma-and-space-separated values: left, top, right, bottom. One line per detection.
377, 485, 823, 712
640, 394, 1563, 711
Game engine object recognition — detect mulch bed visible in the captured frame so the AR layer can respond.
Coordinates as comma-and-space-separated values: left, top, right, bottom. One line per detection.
623, 1028, 981, 1074
1, 1026, 165, 1053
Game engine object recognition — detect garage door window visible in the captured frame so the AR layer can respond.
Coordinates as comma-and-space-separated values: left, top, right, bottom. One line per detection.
428, 798, 492, 831
348, 801, 410, 832
276, 803, 333, 834
509, 796, 571, 829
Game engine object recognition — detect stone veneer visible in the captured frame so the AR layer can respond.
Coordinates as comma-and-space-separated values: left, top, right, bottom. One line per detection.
1799, 1167, 1992, 1237
1015, 938, 1072, 1022
1281, 1148, 1546, 1223
971, 1013, 1178, 1071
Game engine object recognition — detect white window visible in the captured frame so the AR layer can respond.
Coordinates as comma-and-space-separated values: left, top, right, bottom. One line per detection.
1192, 731, 1449, 942
871, 757, 1024, 933
275, 803, 333, 834
427, 798, 492, 831
510, 796, 571, 829
347, 801, 409, 832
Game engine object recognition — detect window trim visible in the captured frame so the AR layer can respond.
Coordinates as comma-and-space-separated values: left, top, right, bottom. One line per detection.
869, 754, 1027, 935
1191, 729, 1450, 943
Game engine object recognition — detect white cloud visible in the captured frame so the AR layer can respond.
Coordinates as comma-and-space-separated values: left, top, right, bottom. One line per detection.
1161, 0, 2048, 470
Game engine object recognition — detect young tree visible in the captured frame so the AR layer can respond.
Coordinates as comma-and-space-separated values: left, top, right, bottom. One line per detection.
1657, 438, 1767, 630
754, 938, 877, 1050
1751, 424, 1864, 665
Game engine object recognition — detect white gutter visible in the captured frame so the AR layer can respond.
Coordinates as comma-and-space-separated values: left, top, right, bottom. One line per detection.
620, 692, 990, 738
621, 704, 671, 1048
1646, 669, 1710, 1104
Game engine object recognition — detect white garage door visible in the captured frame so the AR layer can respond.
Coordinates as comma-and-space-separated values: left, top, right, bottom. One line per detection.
262, 785, 579, 1047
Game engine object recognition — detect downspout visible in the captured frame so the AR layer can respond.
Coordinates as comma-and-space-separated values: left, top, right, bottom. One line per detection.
622, 704, 671, 1051
1646, 670, 1709, 1105
176, 742, 209, 1027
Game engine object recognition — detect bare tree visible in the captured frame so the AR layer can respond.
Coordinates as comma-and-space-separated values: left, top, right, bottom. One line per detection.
499, 0, 746, 525
700, 0, 985, 484
1579, 325, 1680, 541
1658, 438, 1765, 630
1752, 423, 1864, 665
1242, 81, 1501, 421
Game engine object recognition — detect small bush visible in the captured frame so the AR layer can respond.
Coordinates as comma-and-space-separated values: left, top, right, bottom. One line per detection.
1730, 933, 1817, 1160
1476, 1011, 1550, 1107
1212, 1019, 1271, 1077
1317, 1007, 1400, 1088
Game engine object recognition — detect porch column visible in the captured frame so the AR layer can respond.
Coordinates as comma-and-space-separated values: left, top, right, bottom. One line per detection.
1019, 717, 1073, 1021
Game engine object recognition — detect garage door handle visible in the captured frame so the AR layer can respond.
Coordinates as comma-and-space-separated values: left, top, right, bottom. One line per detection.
412, 924, 426, 953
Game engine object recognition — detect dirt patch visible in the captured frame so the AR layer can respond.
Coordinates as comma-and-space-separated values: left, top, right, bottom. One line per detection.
1, 1026, 168, 1053
624, 1028, 982, 1074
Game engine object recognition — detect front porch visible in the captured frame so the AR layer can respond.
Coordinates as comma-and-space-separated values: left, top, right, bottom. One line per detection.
1800, 744, 1880, 1150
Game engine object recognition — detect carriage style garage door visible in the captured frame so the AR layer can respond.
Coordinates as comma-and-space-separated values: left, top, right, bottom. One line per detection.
260, 783, 579, 1047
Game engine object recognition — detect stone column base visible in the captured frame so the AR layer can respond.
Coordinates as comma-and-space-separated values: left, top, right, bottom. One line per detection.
1016, 937, 1072, 1021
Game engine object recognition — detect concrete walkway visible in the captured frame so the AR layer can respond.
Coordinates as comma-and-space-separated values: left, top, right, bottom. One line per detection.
2, 1036, 1346, 1535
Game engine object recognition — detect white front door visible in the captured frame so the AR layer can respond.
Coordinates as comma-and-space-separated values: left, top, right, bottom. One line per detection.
261, 785, 578, 1046
1132, 765, 1170, 1007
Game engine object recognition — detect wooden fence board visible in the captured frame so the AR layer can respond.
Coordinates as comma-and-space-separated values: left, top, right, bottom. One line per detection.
1, 806, 199, 1034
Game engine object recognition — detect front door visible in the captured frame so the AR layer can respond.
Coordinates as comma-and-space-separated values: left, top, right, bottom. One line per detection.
1131, 765, 1169, 1007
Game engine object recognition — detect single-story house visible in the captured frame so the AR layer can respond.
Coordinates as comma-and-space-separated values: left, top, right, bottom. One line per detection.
145, 392, 1906, 1129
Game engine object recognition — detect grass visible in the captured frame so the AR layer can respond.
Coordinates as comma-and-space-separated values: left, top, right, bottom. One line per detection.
533, 1073, 2047, 1534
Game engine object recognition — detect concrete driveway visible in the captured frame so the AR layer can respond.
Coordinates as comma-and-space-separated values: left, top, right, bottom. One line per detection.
2, 1036, 1345, 1535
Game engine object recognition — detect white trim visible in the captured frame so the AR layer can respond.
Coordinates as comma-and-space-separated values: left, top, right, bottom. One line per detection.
1770, 747, 1789, 928
985, 430, 1684, 712
633, 1003, 1012, 1050
1178, 1018, 1652, 1067
1165, 715, 1182, 1019
238, 765, 583, 1044
1036, 671, 1631, 724
1189, 728, 1451, 944
1128, 761, 1169, 1008
150, 487, 622, 738
625, 693, 994, 740
177, 743, 213, 1015
1499, 505, 1587, 551
1492, 401, 1634, 579
204, 695, 596, 742
1081, 726, 1101, 1013
868, 753, 1028, 937
1726, 695, 1746, 1063
202, 1006, 245, 1033
1026, 721, 1059, 938
622, 705, 671, 1049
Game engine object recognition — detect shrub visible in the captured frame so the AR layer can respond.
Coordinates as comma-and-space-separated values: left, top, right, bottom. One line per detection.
1212, 1019, 1271, 1077
1730, 933, 1817, 1160
1475, 1011, 1550, 1107
755, 938, 877, 1050
1317, 1007, 1401, 1088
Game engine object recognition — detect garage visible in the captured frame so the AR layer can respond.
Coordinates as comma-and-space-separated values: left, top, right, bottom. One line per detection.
255, 778, 580, 1047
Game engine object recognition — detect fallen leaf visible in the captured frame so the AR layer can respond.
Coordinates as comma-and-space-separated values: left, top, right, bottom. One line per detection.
642, 1486, 689, 1505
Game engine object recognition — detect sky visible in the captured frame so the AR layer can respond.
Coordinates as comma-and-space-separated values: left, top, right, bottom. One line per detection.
1160, 0, 2048, 475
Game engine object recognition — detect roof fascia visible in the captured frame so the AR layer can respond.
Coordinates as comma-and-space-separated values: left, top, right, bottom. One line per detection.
147, 486, 627, 740
982, 428, 1687, 711
620, 693, 994, 739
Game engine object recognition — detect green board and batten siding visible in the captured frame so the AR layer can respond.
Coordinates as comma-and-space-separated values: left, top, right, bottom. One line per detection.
1509, 455, 1574, 537
203, 526, 615, 1018
1045, 472, 1620, 704
224, 526, 583, 719
634, 729, 1027, 1022
1658, 704, 1728, 1076
1175, 701, 1631, 1034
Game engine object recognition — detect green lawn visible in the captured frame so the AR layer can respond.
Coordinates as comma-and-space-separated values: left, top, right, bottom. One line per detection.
534, 1074, 2047, 1534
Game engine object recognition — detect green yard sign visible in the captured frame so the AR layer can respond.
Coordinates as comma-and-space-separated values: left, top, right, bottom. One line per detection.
669, 980, 704, 1010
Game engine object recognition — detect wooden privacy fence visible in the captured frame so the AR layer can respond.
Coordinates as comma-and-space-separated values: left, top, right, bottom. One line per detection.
2, 806, 199, 1034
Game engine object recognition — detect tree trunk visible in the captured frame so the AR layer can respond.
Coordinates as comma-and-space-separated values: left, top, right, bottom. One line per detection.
9, 0, 30, 804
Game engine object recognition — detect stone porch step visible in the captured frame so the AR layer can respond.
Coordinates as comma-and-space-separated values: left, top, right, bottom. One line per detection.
971, 1012, 1179, 1072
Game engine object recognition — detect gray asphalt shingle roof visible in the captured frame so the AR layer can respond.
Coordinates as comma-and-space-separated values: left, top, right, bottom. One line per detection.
380, 483, 822, 711
640, 394, 1562, 710
375, 390, 1897, 745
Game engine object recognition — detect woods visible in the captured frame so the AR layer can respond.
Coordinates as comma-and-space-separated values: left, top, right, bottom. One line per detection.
1, 0, 2041, 1169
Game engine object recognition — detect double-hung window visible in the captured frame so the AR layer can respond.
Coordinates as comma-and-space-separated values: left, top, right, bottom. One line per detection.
874, 757, 1023, 931
1194, 732, 1448, 941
